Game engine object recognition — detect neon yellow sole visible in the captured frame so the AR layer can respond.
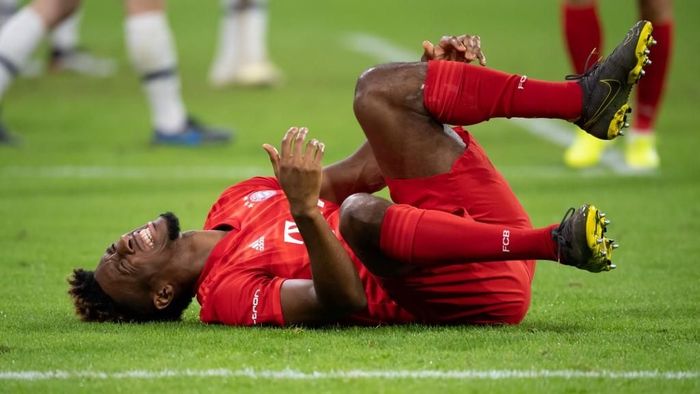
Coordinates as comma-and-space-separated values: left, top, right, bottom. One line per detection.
607, 104, 632, 139
629, 21, 655, 84
607, 21, 654, 139
584, 204, 617, 272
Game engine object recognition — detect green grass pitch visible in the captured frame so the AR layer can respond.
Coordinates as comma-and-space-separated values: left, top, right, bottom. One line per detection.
0, 0, 698, 392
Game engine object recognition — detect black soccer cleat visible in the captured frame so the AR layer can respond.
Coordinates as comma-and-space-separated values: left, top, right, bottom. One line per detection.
552, 204, 617, 273
570, 20, 655, 140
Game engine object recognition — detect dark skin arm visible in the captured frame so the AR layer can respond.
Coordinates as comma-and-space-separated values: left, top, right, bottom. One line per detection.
263, 127, 367, 325
264, 137, 384, 206
319, 141, 385, 204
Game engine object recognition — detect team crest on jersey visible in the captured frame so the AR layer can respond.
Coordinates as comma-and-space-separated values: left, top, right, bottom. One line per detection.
243, 190, 278, 208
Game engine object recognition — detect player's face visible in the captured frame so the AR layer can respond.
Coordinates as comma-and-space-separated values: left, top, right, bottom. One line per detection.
94, 213, 181, 313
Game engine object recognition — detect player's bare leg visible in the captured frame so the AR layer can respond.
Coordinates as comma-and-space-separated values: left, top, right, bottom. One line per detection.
353, 63, 463, 180
348, 62, 494, 277
345, 69, 451, 276
345, 56, 623, 274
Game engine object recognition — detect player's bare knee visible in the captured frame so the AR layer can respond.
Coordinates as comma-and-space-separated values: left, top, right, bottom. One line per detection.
355, 63, 419, 104
353, 66, 392, 116
339, 193, 389, 243
354, 62, 427, 118
339, 193, 375, 235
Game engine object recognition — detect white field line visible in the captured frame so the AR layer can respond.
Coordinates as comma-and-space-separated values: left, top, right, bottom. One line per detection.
0, 165, 269, 179
342, 33, 649, 176
343, 32, 416, 63
0, 369, 697, 381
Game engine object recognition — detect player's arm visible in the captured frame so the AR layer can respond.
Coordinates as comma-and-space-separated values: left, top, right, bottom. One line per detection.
266, 135, 384, 206
319, 141, 385, 205
263, 127, 367, 325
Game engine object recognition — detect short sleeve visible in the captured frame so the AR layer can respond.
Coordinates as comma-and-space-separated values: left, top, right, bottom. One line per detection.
204, 177, 282, 230
204, 270, 286, 326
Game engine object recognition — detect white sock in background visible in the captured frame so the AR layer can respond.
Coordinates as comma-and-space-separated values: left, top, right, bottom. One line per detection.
0, 7, 46, 98
50, 11, 80, 53
210, 0, 243, 77
210, 0, 270, 81
238, 0, 268, 67
125, 11, 186, 134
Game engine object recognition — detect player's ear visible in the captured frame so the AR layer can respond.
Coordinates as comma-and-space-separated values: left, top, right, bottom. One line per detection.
153, 284, 174, 310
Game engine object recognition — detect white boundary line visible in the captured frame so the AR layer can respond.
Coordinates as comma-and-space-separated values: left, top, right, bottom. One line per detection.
0, 165, 269, 179
342, 33, 653, 176
0, 165, 573, 180
343, 32, 416, 63
0, 369, 697, 381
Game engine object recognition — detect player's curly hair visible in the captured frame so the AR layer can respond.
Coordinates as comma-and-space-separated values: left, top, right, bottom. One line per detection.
67, 268, 193, 323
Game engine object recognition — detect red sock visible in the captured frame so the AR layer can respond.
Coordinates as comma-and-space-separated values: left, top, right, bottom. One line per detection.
635, 21, 673, 132
423, 61, 582, 125
562, 1, 603, 74
380, 204, 558, 264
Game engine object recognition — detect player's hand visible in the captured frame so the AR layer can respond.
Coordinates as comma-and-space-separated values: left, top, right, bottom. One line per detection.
263, 127, 325, 217
421, 34, 487, 66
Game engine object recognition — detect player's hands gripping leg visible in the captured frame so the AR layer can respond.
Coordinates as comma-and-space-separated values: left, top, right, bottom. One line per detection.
421, 34, 487, 66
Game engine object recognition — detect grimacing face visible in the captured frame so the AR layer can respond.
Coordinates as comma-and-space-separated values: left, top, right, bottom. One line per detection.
94, 213, 181, 314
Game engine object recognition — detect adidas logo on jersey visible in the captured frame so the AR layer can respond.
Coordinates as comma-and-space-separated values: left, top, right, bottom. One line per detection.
249, 236, 265, 251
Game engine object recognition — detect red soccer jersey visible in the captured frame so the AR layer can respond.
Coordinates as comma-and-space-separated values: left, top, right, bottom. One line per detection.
196, 176, 414, 326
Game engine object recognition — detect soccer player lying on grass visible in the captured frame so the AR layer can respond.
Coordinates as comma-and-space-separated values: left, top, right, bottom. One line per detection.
68, 21, 654, 326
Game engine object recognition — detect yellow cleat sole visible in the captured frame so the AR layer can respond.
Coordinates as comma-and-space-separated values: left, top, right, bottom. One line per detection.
629, 21, 655, 85
607, 21, 654, 140
584, 205, 617, 272
607, 104, 632, 139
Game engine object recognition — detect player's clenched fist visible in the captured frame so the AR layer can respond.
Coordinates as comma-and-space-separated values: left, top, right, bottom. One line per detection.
263, 127, 326, 217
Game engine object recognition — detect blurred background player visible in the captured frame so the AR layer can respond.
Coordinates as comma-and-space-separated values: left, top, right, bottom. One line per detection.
208, 0, 281, 87
47, 11, 116, 77
0, 0, 231, 145
0, 0, 115, 78
561, 0, 673, 170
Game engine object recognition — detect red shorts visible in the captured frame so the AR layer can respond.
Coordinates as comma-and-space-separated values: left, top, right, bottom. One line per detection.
380, 127, 536, 324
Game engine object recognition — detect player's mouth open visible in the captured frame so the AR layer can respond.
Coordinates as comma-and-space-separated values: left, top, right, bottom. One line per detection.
136, 226, 155, 249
